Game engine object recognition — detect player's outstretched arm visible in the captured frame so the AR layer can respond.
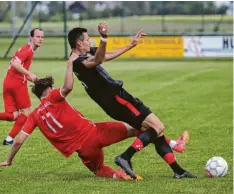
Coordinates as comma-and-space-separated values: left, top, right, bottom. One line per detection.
0, 132, 29, 168
104, 29, 146, 61
61, 60, 74, 98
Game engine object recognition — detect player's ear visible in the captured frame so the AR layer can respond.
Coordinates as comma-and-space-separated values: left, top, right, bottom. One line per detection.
77, 40, 82, 47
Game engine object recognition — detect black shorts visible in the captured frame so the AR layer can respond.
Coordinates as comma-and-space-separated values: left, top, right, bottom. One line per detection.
88, 88, 152, 129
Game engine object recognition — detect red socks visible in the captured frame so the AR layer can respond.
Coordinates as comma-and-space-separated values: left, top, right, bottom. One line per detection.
163, 153, 176, 165
131, 138, 144, 151
8, 114, 27, 138
0, 112, 14, 121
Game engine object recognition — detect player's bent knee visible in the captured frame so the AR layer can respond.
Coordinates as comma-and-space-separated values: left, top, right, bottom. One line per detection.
157, 127, 165, 136
156, 126, 164, 135
150, 121, 164, 135
152, 117, 165, 133
158, 122, 165, 132
142, 115, 165, 135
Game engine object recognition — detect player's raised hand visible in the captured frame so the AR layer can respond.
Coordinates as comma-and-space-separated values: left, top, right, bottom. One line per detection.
0, 160, 11, 168
130, 29, 146, 47
98, 21, 108, 38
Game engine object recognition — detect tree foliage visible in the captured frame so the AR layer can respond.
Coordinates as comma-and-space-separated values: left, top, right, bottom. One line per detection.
0, 1, 230, 22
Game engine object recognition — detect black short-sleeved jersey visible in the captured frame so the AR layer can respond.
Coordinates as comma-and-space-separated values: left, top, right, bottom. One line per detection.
73, 47, 123, 96
72, 47, 152, 129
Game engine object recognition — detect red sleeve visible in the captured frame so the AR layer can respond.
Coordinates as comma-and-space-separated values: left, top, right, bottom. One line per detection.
49, 88, 65, 103
14, 45, 31, 63
21, 113, 37, 135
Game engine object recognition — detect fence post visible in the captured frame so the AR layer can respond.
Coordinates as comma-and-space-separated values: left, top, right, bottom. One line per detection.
10, 1, 16, 37
160, 2, 166, 32
27, 1, 32, 35
120, 2, 124, 35
201, 2, 205, 32
63, 1, 68, 59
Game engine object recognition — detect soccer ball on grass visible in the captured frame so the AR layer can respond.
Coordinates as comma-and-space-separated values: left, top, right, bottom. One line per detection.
205, 156, 228, 177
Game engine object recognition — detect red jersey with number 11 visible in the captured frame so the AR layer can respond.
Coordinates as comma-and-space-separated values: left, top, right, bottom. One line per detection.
22, 88, 96, 157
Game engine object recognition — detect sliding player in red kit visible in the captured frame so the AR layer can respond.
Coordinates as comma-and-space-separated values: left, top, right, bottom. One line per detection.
1, 28, 44, 145
0, 58, 141, 180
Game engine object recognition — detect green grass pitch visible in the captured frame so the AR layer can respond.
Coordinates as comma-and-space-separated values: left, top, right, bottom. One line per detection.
0, 59, 232, 194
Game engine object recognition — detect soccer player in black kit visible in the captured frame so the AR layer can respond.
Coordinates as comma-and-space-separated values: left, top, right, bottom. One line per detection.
68, 22, 197, 179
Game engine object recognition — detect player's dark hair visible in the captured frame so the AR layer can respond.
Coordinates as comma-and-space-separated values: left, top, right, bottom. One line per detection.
32, 76, 54, 99
30, 28, 43, 37
68, 27, 87, 49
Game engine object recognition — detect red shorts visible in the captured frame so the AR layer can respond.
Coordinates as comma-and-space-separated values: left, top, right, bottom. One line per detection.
77, 122, 128, 173
3, 76, 31, 112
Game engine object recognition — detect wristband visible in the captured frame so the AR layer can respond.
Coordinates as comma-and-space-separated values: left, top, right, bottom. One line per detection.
101, 37, 108, 42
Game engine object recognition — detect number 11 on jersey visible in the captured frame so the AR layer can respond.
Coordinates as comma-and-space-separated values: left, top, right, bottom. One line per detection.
41, 112, 63, 133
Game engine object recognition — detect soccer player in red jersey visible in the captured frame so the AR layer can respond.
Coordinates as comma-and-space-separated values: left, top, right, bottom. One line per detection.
1, 28, 44, 145
0, 60, 140, 180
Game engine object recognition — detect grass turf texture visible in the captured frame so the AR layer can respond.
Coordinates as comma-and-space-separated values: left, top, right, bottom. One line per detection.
0, 59, 232, 194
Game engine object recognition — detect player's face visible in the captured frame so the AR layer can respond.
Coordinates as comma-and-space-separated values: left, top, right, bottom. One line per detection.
31, 29, 44, 48
81, 32, 91, 52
